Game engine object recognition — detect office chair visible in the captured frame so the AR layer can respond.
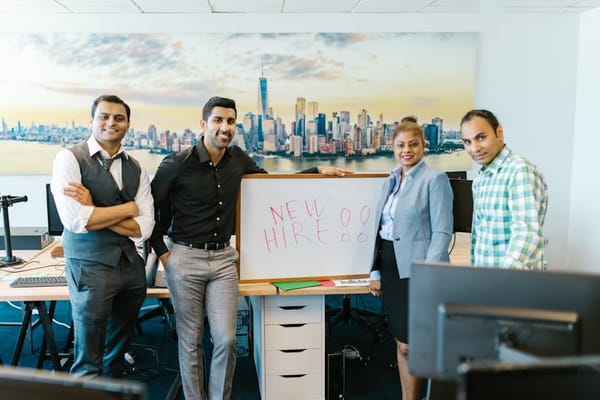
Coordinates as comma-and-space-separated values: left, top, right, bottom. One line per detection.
326, 294, 382, 356
328, 294, 380, 332
327, 294, 398, 369
136, 246, 176, 339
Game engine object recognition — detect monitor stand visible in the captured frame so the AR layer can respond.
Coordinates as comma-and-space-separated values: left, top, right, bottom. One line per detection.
1, 195, 27, 267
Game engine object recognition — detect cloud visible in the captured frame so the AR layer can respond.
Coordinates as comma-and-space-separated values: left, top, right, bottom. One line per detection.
38, 78, 225, 108
23, 33, 186, 79
236, 51, 347, 81
315, 33, 369, 48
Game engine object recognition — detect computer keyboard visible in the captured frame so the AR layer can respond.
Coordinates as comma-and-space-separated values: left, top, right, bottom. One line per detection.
10, 275, 68, 288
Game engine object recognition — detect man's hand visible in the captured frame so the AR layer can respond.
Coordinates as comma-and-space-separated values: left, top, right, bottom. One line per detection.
64, 182, 93, 206
369, 279, 382, 297
317, 166, 354, 176
159, 252, 170, 268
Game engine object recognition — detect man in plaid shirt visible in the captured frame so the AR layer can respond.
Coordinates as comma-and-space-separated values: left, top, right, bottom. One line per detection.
460, 109, 548, 269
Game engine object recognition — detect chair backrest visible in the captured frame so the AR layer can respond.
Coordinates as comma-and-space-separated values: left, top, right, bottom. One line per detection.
144, 247, 159, 287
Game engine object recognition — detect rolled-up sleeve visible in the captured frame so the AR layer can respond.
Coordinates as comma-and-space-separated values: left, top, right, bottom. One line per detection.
50, 149, 94, 234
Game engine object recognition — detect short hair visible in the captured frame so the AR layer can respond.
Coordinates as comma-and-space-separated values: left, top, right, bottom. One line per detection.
202, 96, 237, 121
460, 109, 500, 132
392, 120, 425, 143
400, 115, 418, 124
91, 95, 131, 121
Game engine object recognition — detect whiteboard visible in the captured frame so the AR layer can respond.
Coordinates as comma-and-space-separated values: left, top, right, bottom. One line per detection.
237, 174, 387, 283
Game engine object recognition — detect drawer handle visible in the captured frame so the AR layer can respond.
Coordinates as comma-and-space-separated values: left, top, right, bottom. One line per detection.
279, 306, 306, 310
280, 374, 306, 378
280, 349, 306, 353
280, 323, 306, 328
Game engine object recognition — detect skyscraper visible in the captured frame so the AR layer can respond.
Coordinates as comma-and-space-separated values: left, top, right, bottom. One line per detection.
258, 76, 268, 121
307, 101, 319, 120
357, 109, 368, 149
295, 97, 306, 147
432, 117, 444, 145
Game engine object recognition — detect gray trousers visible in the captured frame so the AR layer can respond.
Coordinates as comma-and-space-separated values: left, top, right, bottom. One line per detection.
165, 243, 239, 400
65, 255, 146, 377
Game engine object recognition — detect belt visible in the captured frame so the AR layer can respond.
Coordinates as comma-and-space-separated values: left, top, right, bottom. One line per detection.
172, 240, 230, 250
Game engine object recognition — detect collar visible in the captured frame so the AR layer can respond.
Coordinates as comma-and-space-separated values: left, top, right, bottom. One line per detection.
196, 136, 231, 164
86, 136, 128, 160
390, 158, 425, 178
480, 145, 510, 174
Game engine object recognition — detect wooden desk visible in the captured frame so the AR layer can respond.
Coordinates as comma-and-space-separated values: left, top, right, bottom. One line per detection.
0, 240, 276, 371
1, 241, 277, 301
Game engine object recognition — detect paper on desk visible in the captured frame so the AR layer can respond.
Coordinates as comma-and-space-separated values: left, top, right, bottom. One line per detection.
319, 280, 335, 287
272, 280, 321, 291
333, 279, 369, 287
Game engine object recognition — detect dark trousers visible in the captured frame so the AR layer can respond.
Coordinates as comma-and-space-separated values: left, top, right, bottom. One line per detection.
65, 254, 146, 377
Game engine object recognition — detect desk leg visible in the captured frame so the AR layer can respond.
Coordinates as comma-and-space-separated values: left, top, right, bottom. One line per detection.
37, 301, 58, 369
10, 301, 62, 370
10, 302, 34, 366
36, 301, 62, 371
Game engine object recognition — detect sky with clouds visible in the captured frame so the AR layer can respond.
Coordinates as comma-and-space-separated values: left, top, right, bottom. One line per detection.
0, 32, 476, 133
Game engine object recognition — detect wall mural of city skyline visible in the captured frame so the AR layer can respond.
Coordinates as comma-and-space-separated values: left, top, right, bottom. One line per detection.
0, 32, 476, 174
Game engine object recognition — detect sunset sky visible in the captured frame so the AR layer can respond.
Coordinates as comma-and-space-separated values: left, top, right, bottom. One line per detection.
0, 32, 476, 133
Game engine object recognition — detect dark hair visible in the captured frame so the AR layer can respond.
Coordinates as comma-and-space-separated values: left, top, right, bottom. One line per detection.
392, 120, 425, 143
460, 109, 500, 132
202, 96, 237, 121
400, 115, 418, 124
91, 95, 131, 121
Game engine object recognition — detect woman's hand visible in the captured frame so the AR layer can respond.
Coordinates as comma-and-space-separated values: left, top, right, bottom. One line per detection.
317, 165, 353, 176
369, 279, 382, 297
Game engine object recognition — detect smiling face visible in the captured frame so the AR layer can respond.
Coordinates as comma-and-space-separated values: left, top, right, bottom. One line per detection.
461, 116, 505, 166
201, 106, 237, 154
90, 100, 130, 155
393, 127, 425, 173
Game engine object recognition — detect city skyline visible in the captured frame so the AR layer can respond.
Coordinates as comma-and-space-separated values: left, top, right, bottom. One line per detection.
0, 32, 476, 134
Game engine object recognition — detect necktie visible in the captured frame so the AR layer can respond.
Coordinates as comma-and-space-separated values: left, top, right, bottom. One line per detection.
98, 153, 123, 190
101, 157, 115, 171
98, 152, 122, 172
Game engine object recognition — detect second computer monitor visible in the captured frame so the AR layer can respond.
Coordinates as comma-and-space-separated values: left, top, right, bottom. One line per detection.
408, 262, 600, 381
449, 178, 473, 233
45, 183, 63, 236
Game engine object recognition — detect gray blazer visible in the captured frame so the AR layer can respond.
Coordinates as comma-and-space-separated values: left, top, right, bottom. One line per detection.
371, 161, 454, 279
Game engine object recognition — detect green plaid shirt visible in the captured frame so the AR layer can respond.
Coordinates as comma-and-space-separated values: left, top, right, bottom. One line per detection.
471, 146, 548, 269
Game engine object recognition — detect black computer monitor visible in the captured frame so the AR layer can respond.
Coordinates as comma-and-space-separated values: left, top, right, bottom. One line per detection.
449, 179, 473, 233
457, 355, 600, 400
45, 183, 63, 236
446, 171, 467, 180
408, 262, 600, 381
0, 366, 147, 399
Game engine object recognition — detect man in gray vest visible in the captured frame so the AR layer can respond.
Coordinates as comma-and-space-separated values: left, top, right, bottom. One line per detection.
51, 95, 154, 377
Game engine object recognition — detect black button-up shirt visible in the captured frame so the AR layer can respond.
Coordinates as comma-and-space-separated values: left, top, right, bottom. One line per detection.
149, 138, 267, 256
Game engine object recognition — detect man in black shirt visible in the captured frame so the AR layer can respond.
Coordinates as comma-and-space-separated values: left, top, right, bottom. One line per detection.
150, 96, 348, 400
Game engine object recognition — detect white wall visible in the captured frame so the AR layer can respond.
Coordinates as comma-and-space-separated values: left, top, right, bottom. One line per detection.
568, 8, 600, 272
0, 12, 584, 270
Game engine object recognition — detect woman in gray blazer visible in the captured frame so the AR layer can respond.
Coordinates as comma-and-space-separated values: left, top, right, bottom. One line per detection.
369, 118, 453, 400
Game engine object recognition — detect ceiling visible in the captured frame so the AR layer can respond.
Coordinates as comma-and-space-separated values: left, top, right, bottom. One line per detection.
0, 0, 599, 14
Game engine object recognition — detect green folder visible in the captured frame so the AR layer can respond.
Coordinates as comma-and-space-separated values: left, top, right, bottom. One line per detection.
272, 280, 321, 291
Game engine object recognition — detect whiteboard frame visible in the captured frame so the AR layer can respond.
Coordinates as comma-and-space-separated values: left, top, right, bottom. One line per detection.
236, 173, 387, 283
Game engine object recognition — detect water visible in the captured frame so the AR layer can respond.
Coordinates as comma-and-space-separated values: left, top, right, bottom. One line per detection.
0, 140, 473, 175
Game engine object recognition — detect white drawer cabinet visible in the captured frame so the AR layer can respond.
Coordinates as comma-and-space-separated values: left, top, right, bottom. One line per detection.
251, 295, 325, 400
